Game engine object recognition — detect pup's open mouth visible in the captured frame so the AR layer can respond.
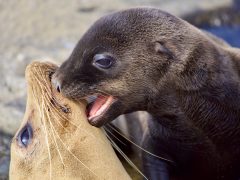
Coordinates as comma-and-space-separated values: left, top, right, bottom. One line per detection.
86, 95, 115, 125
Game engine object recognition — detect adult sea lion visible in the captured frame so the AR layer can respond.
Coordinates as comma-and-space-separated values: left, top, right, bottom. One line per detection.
9, 61, 131, 180
52, 8, 240, 180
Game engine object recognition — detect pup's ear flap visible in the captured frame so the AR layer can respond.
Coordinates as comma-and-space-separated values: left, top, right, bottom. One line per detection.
154, 41, 175, 59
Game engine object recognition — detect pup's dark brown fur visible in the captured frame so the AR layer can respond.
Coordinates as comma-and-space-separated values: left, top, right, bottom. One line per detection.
52, 8, 240, 180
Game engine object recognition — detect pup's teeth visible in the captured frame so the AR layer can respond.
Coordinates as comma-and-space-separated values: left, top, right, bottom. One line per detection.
89, 95, 108, 118
86, 95, 97, 104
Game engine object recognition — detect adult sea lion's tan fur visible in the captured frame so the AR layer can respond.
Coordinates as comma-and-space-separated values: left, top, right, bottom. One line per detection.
9, 61, 131, 180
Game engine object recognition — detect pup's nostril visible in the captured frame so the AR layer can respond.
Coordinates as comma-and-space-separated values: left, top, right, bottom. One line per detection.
51, 74, 62, 93
56, 83, 61, 93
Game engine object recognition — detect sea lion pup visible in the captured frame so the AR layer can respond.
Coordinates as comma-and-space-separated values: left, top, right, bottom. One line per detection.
52, 8, 240, 180
9, 61, 131, 180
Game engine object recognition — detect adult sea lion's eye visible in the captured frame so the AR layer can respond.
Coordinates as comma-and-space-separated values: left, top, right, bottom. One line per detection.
18, 124, 33, 147
93, 54, 114, 69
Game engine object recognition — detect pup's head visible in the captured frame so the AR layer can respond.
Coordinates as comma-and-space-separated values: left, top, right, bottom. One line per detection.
52, 8, 207, 127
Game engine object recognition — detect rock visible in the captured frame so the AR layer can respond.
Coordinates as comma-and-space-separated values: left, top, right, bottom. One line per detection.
15, 53, 31, 76
0, 104, 23, 135
0, 131, 11, 180
0, 156, 10, 180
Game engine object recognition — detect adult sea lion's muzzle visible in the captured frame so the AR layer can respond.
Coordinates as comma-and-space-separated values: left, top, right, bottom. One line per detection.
9, 60, 131, 180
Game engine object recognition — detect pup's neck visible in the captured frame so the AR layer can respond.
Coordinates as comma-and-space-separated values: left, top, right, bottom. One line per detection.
148, 43, 240, 141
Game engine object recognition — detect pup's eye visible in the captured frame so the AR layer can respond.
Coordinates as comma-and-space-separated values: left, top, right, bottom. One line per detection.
18, 124, 33, 147
93, 54, 114, 69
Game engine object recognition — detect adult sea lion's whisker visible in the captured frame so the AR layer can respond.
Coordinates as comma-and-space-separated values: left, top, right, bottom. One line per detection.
106, 124, 174, 163
33, 70, 98, 177
46, 102, 101, 142
34, 71, 103, 145
35, 77, 107, 146
39, 97, 53, 180
49, 116, 98, 178
32, 75, 70, 129
33, 70, 73, 132
43, 93, 79, 128
42, 115, 53, 180
33, 74, 78, 129
46, 99, 107, 148
34, 67, 52, 92
33, 73, 69, 178
46, 98, 77, 128
44, 102, 66, 176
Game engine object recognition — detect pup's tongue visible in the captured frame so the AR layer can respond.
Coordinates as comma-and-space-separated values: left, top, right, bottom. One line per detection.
88, 95, 114, 120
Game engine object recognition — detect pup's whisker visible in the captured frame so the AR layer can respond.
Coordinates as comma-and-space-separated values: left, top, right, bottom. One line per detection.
103, 127, 127, 146
104, 132, 148, 180
106, 124, 174, 163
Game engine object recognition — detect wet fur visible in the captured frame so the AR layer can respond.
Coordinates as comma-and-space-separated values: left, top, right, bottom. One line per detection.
54, 8, 240, 180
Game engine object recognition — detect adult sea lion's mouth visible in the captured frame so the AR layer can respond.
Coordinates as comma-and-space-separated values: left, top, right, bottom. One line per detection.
86, 95, 115, 126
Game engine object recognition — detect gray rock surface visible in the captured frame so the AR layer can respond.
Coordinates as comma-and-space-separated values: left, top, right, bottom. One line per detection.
0, 132, 11, 180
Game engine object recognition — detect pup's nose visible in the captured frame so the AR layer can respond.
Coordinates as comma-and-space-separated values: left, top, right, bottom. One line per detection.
51, 73, 62, 93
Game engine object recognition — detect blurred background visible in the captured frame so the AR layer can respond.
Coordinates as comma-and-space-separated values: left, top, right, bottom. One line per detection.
0, 0, 240, 179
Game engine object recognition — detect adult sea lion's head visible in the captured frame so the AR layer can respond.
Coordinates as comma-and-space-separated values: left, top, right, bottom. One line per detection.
9, 61, 130, 180
52, 8, 218, 127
